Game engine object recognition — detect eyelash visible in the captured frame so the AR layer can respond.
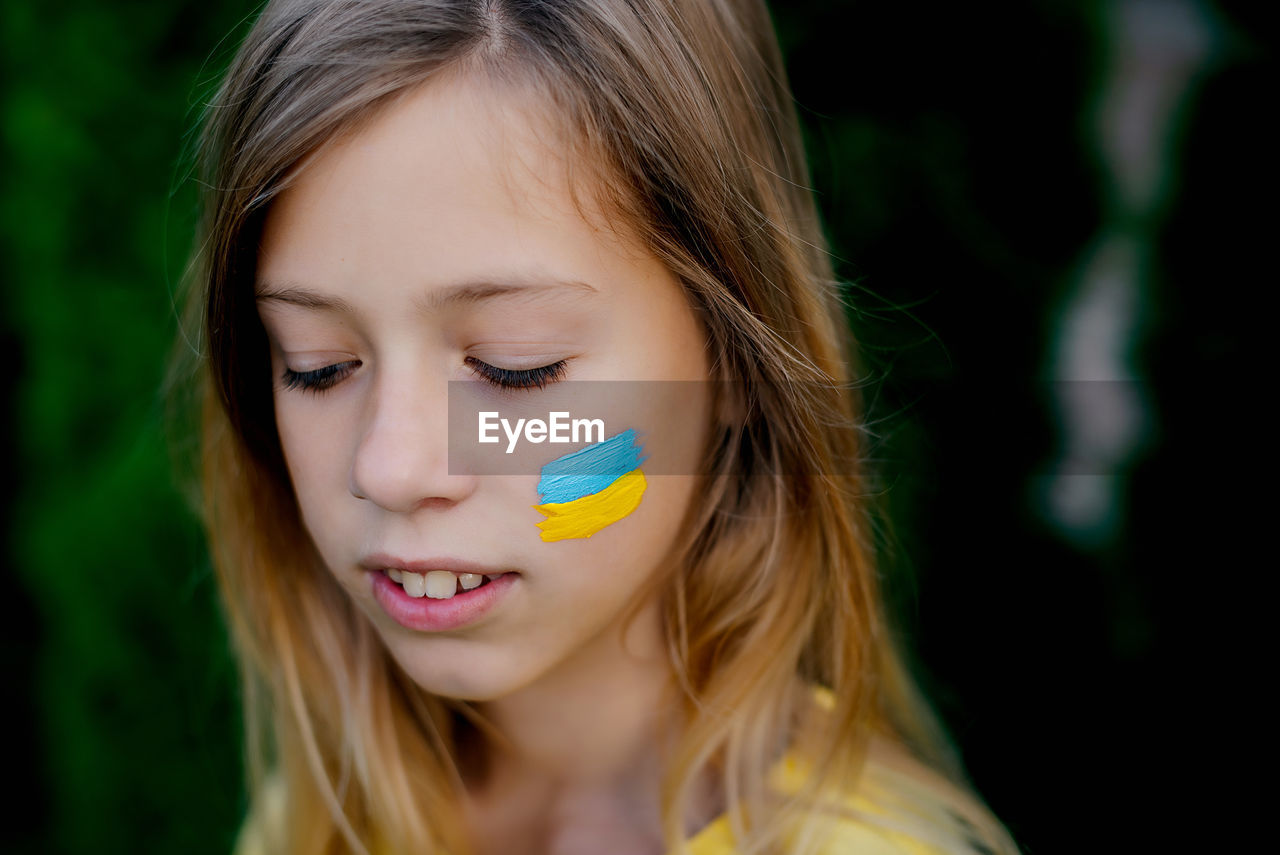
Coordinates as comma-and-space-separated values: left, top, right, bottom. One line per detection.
280, 357, 569, 393
281, 362, 359, 393
466, 356, 568, 390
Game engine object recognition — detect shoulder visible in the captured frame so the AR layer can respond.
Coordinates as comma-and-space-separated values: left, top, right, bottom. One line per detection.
837, 739, 1012, 855
769, 687, 1018, 855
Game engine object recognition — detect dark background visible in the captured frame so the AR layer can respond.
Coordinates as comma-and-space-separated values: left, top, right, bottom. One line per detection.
3, 1, 1266, 852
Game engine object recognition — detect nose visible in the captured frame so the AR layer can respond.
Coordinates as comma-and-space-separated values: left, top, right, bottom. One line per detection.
349, 368, 477, 513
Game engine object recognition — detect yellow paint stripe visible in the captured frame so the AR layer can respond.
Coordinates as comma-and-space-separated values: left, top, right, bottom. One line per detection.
533, 469, 647, 542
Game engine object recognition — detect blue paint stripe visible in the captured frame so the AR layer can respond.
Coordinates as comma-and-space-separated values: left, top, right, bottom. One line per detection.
536, 429, 645, 504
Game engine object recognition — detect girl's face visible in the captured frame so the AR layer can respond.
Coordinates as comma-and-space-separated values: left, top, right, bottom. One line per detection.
255, 72, 711, 700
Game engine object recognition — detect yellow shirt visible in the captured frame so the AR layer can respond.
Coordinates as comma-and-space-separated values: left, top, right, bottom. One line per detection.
674, 746, 960, 855
680, 686, 962, 855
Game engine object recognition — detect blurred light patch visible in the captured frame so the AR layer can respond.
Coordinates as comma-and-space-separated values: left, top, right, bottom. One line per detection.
1039, 0, 1213, 548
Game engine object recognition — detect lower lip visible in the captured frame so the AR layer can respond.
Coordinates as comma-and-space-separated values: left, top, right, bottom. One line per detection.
371, 571, 517, 632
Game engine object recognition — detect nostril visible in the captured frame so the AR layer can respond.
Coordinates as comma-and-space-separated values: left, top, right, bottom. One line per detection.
411, 496, 458, 512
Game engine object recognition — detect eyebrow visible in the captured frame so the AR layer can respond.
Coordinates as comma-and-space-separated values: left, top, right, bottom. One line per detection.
254, 277, 599, 314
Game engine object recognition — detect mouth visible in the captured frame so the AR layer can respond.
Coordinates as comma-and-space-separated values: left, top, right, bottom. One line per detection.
360, 554, 517, 603
382, 568, 509, 601
366, 557, 520, 632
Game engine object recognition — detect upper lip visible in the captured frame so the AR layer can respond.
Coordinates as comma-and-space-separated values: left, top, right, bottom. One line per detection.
359, 553, 512, 575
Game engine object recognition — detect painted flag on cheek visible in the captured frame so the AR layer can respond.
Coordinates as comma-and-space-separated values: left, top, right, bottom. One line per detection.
533, 429, 647, 542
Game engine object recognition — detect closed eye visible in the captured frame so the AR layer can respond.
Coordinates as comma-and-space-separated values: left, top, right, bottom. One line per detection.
281, 361, 360, 393
465, 356, 568, 390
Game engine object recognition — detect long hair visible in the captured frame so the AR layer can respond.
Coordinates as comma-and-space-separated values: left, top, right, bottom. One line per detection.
180, 1, 1018, 853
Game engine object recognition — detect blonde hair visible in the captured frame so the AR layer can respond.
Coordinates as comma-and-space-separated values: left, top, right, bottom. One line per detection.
181, 1, 1019, 853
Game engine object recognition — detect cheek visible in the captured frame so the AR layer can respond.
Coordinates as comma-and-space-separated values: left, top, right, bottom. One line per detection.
522, 472, 698, 590
622, 474, 700, 567
274, 397, 351, 538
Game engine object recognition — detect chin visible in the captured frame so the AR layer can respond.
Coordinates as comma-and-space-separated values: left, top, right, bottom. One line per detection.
382, 636, 536, 702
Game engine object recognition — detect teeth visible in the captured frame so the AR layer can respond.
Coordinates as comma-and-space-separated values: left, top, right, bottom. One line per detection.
402, 571, 426, 598
394, 569, 504, 599
425, 570, 458, 599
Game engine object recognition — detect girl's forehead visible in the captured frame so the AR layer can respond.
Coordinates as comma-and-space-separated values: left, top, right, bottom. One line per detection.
259, 69, 642, 284
254, 69, 667, 327
312, 74, 566, 211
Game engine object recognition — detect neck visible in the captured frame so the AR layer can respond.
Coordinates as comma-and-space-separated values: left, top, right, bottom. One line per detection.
475, 600, 679, 789
457, 601, 727, 853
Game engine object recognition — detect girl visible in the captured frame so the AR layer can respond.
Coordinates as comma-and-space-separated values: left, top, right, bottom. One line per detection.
184, 0, 1019, 853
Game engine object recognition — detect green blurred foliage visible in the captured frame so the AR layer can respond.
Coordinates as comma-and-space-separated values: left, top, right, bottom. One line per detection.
2, 2, 256, 853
